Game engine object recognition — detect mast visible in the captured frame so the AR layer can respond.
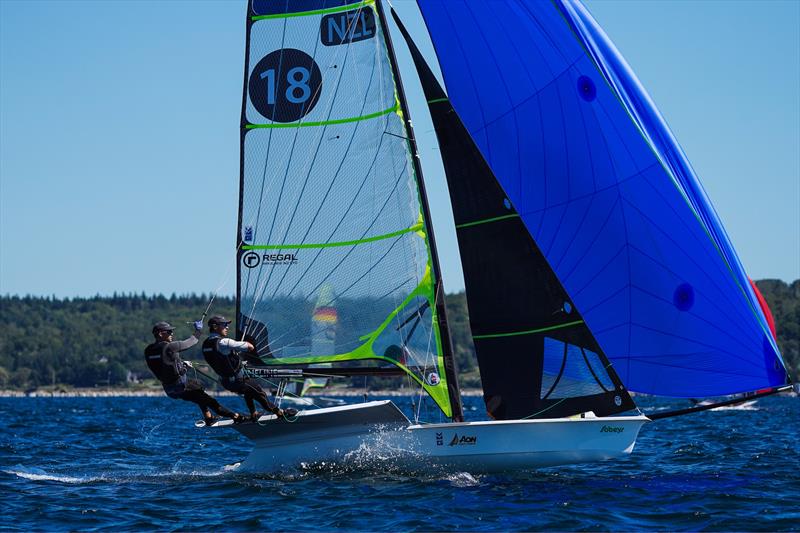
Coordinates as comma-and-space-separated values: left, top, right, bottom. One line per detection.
374, 0, 463, 422
235, 3, 256, 341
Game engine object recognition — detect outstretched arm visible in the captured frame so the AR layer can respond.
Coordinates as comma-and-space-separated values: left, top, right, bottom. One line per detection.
169, 334, 200, 353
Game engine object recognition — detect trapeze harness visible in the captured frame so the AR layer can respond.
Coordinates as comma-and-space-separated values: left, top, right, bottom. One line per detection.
144, 340, 187, 398
202, 335, 281, 416
201, 336, 244, 387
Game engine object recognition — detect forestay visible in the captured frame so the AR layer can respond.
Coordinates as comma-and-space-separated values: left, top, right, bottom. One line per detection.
237, 0, 457, 417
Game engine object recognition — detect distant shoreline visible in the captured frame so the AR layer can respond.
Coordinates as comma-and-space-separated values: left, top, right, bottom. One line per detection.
0, 388, 485, 398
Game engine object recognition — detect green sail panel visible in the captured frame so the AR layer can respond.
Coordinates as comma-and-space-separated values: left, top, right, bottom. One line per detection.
236, 0, 453, 416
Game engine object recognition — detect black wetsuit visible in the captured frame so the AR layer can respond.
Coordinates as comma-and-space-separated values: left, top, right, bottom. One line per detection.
202, 334, 278, 416
144, 335, 236, 419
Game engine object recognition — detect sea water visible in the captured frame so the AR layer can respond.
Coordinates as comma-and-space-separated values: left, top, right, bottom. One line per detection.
1, 395, 798, 531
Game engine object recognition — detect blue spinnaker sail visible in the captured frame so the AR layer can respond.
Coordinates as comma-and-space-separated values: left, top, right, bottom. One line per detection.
417, 0, 788, 396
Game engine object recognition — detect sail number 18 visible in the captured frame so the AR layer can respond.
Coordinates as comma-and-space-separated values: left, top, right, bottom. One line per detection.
248, 48, 322, 123
260, 67, 311, 105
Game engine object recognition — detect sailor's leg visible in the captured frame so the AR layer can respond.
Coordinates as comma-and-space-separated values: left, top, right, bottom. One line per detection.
182, 379, 239, 421
242, 379, 278, 412
224, 379, 257, 418
244, 394, 256, 416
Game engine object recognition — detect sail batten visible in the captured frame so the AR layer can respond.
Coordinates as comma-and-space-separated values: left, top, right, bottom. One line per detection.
241, 222, 423, 250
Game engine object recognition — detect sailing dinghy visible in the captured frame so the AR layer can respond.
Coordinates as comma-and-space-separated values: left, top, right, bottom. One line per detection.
208, 0, 793, 473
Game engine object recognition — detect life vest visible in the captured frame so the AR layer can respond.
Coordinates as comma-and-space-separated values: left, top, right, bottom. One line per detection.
144, 341, 183, 385
202, 336, 242, 378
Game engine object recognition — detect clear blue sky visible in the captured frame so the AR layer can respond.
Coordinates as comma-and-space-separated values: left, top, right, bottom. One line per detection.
1, 0, 798, 298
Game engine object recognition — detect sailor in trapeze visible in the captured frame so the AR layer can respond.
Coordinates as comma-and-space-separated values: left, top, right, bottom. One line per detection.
202, 315, 295, 422
144, 320, 243, 425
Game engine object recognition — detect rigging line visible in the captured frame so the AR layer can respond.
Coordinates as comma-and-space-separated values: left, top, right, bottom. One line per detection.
264, 52, 380, 304
382, 131, 410, 141
242, 369, 326, 411
202, 241, 242, 320
522, 397, 567, 420
422, 280, 444, 410
396, 299, 430, 330
376, 13, 426, 343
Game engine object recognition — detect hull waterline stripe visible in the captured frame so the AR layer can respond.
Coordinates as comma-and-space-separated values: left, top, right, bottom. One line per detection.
246, 105, 397, 129
473, 319, 585, 339
455, 213, 520, 229
252, 0, 374, 20
242, 223, 423, 250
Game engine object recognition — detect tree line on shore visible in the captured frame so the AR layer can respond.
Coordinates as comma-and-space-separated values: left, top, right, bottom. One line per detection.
0, 279, 797, 391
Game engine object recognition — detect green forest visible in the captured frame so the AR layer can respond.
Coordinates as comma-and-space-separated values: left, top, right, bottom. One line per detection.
0, 279, 797, 391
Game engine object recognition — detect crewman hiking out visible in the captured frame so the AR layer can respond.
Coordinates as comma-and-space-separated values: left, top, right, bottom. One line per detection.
202, 315, 295, 422
144, 320, 243, 426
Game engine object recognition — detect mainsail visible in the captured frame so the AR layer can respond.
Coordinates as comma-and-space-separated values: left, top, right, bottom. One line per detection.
236, 0, 461, 419
415, 0, 790, 398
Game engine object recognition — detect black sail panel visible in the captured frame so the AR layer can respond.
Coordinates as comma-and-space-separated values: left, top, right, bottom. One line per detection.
392, 9, 634, 419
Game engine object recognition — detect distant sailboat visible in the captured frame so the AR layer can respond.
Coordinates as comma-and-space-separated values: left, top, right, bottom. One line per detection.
208, 0, 792, 473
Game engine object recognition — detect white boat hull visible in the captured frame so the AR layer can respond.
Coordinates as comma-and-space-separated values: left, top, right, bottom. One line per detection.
210, 401, 649, 473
